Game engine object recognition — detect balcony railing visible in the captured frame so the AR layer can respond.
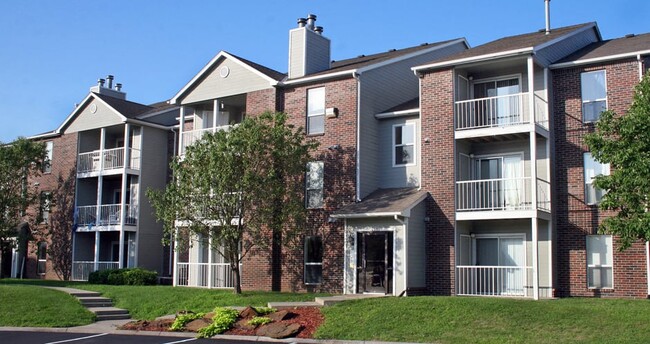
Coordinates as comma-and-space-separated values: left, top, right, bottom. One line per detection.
455, 93, 548, 131
457, 177, 532, 211
71, 261, 119, 281
180, 126, 233, 155
76, 204, 137, 227
536, 178, 551, 212
77, 147, 141, 173
175, 262, 235, 289
456, 265, 532, 297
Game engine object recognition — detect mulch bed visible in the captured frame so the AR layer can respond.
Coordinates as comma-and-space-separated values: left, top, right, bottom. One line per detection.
119, 307, 324, 339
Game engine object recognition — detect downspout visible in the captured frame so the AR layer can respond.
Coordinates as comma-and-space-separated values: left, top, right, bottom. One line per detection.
394, 215, 407, 296
354, 73, 362, 201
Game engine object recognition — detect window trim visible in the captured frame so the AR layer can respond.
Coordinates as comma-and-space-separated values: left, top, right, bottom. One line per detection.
37, 242, 47, 275
306, 87, 325, 135
392, 123, 416, 167
583, 152, 610, 205
304, 236, 323, 285
581, 70, 608, 123
43, 141, 53, 174
305, 161, 324, 209
586, 235, 614, 289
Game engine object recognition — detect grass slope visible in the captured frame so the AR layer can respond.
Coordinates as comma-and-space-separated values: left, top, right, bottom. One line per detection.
316, 296, 650, 344
0, 285, 95, 327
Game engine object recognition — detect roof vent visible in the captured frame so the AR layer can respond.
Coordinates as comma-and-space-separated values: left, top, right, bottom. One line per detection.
544, 0, 551, 35
388, 48, 397, 52
625, 33, 635, 38
357, 54, 365, 58
314, 26, 323, 35
420, 42, 429, 46
297, 18, 307, 28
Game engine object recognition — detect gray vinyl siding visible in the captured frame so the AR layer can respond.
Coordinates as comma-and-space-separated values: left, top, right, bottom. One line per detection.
536, 28, 599, 65
288, 28, 305, 79
64, 99, 124, 134
304, 30, 330, 75
358, 41, 467, 198
181, 59, 273, 105
136, 126, 169, 273
407, 201, 426, 289
378, 116, 420, 188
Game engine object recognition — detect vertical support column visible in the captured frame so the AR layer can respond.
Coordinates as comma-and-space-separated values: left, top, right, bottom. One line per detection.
172, 228, 179, 287
119, 124, 130, 268
96, 128, 106, 223
528, 56, 539, 300
207, 235, 213, 288
178, 106, 185, 155
94, 231, 100, 272
213, 99, 219, 132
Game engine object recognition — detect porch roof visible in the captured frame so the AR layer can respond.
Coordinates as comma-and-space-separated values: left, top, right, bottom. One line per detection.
331, 188, 428, 219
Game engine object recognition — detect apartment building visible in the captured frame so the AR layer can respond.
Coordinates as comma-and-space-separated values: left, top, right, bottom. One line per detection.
11, 14, 650, 299
16, 77, 179, 281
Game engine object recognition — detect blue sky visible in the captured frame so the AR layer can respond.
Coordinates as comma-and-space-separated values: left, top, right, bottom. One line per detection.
0, 0, 647, 142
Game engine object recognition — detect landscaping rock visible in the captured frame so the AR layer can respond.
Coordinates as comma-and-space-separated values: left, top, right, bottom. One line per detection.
256, 322, 301, 339
268, 309, 291, 321
233, 318, 257, 331
204, 312, 215, 320
185, 318, 212, 332
239, 306, 259, 318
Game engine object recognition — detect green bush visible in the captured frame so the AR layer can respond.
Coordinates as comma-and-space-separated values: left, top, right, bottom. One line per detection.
197, 307, 239, 338
170, 312, 205, 332
87, 268, 157, 286
248, 316, 272, 327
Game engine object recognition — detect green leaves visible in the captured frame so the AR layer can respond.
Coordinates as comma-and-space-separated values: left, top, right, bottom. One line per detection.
585, 73, 650, 248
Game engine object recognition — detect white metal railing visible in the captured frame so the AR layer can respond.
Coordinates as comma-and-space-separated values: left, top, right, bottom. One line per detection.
537, 178, 551, 212
180, 126, 233, 155
456, 177, 532, 211
456, 265, 532, 297
455, 93, 549, 131
76, 204, 138, 226
175, 262, 235, 289
77, 147, 141, 173
71, 261, 119, 281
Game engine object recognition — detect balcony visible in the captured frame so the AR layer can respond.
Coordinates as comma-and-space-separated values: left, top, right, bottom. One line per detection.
77, 147, 141, 174
180, 125, 233, 155
454, 93, 548, 138
76, 204, 138, 228
174, 262, 236, 289
71, 261, 119, 281
456, 265, 533, 297
456, 178, 550, 219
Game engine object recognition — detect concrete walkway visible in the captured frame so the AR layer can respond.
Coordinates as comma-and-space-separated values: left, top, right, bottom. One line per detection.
43, 286, 131, 321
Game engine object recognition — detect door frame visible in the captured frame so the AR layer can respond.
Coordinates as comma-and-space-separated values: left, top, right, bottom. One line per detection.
356, 231, 394, 295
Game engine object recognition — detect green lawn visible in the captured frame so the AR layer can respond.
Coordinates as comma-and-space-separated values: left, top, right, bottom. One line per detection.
0, 279, 327, 321
316, 296, 650, 344
0, 285, 95, 327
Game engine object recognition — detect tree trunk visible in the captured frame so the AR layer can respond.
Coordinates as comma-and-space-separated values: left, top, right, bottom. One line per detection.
231, 249, 241, 294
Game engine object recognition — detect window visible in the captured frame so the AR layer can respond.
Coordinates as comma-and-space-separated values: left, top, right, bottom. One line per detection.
393, 124, 415, 166
306, 161, 324, 209
307, 87, 325, 134
40, 192, 52, 223
587, 235, 613, 289
584, 153, 610, 205
37, 242, 47, 275
43, 141, 53, 173
581, 70, 607, 122
304, 236, 323, 284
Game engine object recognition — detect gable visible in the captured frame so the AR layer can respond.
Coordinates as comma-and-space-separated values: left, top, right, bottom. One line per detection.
180, 58, 274, 105
64, 97, 124, 133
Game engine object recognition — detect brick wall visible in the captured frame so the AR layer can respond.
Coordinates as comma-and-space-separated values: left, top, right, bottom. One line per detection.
419, 68, 456, 295
240, 77, 358, 293
24, 132, 79, 280
246, 88, 282, 116
553, 59, 648, 298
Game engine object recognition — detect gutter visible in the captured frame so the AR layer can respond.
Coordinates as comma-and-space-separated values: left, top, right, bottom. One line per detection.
125, 118, 175, 131
374, 108, 419, 119
412, 47, 534, 73
281, 70, 357, 86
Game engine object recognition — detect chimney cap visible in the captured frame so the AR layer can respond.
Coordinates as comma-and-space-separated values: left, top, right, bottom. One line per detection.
625, 33, 635, 38
297, 18, 307, 27
307, 13, 317, 20
314, 26, 323, 34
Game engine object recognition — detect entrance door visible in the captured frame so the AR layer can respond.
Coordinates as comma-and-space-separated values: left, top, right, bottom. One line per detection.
356, 232, 393, 294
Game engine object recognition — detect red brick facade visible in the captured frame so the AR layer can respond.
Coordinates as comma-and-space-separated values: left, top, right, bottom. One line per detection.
419, 69, 457, 295
553, 59, 648, 298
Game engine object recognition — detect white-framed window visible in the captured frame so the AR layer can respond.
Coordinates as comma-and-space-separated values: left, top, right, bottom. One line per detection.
581, 70, 607, 122
586, 235, 613, 289
307, 87, 325, 135
304, 236, 323, 284
37, 242, 47, 275
393, 123, 416, 166
40, 191, 52, 224
306, 161, 324, 209
43, 141, 53, 173
584, 153, 610, 205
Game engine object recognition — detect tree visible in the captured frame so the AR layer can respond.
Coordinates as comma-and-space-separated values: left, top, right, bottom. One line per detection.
584, 73, 650, 249
0, 138, 46, 277
148, 112, 318, 293
46, 169, 76, 280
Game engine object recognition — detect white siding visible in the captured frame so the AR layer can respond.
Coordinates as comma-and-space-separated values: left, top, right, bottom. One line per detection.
181, 59, 273, 105
64, 99, 124, 134
288, 29, 306, 79
378, 116, 420, 188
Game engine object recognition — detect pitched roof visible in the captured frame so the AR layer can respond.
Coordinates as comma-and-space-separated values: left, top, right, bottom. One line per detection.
290, 39, 464, 80
553, 32, 650, 66
379, 98, 419, 114
93, 93, 154, 119
332, 188, 428, 218
415, 23, 596, 70
228, 52, 286, 81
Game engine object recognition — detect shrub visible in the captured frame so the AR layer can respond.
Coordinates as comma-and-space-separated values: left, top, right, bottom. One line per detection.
170, 312, 205, 332
248, 316, 272, 327
88, 269, 112, 284
87, 268, 157, 286
107, 270, 126, 285
253, 306, 277, 315
123, 268, 157, 286
197, 307, 239, 338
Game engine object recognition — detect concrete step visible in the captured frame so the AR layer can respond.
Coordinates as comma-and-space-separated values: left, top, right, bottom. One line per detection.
268, 301, 322, 308
87, 307, 130, 316
96, 313, 132, 321
78, 297, 113, 307
315, 294, 386, 306
69, 291, 102, 298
